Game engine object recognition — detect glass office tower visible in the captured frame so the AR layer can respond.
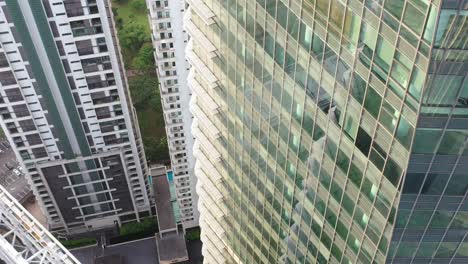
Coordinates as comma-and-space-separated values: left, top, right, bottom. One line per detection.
187, 0, 467, 263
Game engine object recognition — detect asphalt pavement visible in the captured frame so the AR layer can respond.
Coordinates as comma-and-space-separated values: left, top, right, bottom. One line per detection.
0, 137, 31, 203
72, 237, 204, 264
187, 240, 203, 264
71, 237, 159, 264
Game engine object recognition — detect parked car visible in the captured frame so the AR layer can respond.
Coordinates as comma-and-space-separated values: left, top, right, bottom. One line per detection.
5, 162, 14, 170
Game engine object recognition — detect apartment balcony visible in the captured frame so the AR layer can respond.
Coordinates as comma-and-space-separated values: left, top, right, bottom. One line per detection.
191, 103, 220, 140
176, 192, 191, 200
190, 81, 219, 114
168, 126, 183, 134
169, 144, 186, 153
158, 73, 178, 82
192, 129, 221, 162
186, 42, 218, 89
175, 181, 191, 189
163, 96, 179, 104
197, 189, 224, 219
173, 165, 189, 175
174, 175, 189, 182
178, 203, 193, 210
155, 53, 175, 63
200, 206, 227, 236
162, 104, 180, 114
197, 170, 222, 202
165, 120, 183, 129
157, 63, 176, 72
160, 86, 179, 96
165, 110, 182, 120
156, 45, 174, 53
151, 3, 168, 12
151, 13, 171, 22
169, 140, 184, 148
195, 154, 222, 183
166, 134, 185, 143
186, 0, 215, 25
174, 177, 190, 187
183, 7, 216, 58
169, 148, 186, 158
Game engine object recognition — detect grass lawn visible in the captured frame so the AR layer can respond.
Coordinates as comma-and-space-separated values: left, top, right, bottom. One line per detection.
137, 104, 166, 140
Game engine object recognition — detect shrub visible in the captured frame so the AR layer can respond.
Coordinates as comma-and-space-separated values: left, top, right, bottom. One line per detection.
109, 217, 158, 244
119, 217, 158, 236
59, 237, 96, 249
116, 17, 124, 30
130, 0, 146, 11
144, 136, 169, 163
111, 7, 118, 17
185, 227, 201, 241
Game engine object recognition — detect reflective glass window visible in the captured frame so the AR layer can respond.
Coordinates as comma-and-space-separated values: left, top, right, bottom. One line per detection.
364, 87, 382, 118
403, 2, 426, 35
438, 130, 468, 155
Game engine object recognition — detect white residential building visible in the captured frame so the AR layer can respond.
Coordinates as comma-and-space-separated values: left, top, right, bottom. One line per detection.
0, 0, 152, 234
146, 0, 199, 229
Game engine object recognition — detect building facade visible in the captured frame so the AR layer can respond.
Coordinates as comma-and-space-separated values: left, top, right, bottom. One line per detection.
146, 0, 199, 229
187, 0, 467, 263
0, 0, 151, 234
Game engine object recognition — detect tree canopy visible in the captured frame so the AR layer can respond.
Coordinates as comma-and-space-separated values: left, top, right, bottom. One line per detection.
119, 22, 150, 53
132, 43, 155, 72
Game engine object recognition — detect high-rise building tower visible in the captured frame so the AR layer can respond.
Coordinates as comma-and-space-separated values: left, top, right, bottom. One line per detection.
0, 0, 151, 234
187, 0, 467, 263
147, 0, 199, 229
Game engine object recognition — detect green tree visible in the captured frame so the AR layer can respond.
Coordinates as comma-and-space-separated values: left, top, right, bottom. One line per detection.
128, 75, 158, 110
111, 7, 118, 17
115, 17, 124, 30
130, 0, 146, 12
132, 43, 155, 72
118, 22, 150, 53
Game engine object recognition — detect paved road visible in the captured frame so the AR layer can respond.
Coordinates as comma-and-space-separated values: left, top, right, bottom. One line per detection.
71, 237, 159, 264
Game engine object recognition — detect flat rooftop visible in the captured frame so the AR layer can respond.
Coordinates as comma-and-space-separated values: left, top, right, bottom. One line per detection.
150, 165, 189, 263
156, 232, 188, 263
151, 166, 176, 231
